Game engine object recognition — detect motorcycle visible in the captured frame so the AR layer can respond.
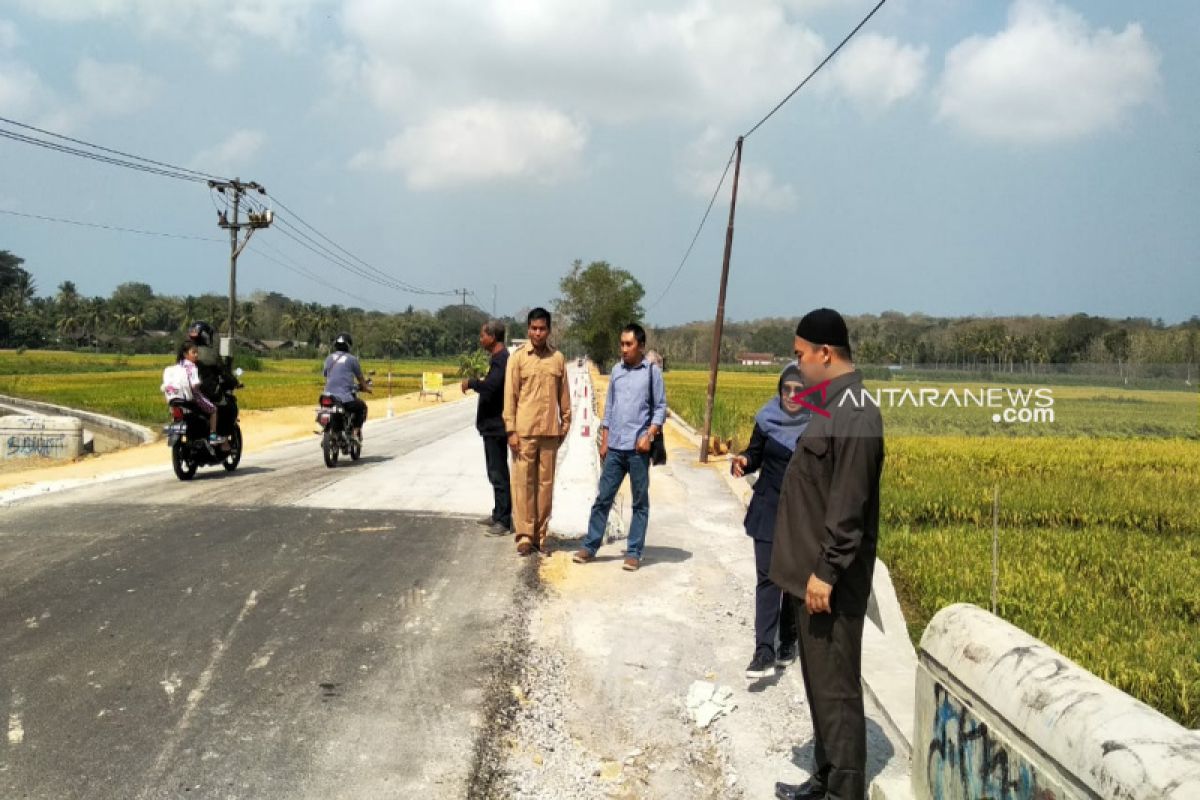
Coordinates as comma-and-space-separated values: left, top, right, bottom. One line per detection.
315, 376, 372, 468
163, 369, 244, 480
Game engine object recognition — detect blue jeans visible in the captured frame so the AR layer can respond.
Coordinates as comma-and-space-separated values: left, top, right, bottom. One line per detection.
583, 449, 650, 558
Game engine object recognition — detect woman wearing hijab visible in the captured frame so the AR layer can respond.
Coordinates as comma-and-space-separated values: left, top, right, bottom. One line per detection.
731, 363, 811, 679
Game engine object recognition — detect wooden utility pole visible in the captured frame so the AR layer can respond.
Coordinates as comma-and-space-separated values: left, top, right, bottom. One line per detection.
699, 137, 744, 463
210, 178, 271, 350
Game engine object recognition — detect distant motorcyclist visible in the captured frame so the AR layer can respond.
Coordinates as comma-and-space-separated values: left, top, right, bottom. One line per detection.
187, 320, 238, 439
322, 333, 370, 443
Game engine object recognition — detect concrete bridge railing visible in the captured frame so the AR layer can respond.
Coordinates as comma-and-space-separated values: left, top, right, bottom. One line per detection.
915, 603, 1200, 799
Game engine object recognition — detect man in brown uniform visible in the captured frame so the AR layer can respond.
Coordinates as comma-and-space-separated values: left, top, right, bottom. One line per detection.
503, 307, 572, 556
770, 308, 884, 800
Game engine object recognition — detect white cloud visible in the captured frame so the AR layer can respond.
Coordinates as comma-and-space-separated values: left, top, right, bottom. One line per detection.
18, 0, 322, 69
0, 60, 42, 117
192, 130, 268, 174
0, 19, 19, 51
75, 58, 162, 117
351, 101, 587, 190
937, 0, 1160, 143
338, 0, 830, 125
830, 33, 928, 113
680, 127, 797, 211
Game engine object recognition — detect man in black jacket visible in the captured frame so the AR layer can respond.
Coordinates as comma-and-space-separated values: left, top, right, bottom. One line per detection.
187, 321, 237, 441
770, 308, 884, 800
463, 320, 511, 535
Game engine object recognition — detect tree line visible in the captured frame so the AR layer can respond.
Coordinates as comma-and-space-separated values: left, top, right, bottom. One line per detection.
2, 250, 1196, 373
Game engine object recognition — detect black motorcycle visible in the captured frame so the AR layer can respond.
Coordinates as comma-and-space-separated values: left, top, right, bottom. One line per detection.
315, 379, 371, 468
163, 371, 243, 480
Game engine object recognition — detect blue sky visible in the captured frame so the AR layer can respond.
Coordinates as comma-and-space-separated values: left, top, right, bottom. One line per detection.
0, 0, 1196, 324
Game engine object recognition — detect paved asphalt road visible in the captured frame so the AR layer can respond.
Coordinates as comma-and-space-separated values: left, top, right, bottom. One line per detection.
0, 401, 530, 799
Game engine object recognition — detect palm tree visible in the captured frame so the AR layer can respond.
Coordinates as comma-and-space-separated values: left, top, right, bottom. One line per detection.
239, 301, 257, 338
280, 311, 301, 342
56, 281, 80, 312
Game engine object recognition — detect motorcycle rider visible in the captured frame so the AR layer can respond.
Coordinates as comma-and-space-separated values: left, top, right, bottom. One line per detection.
323, 333, 370, 443
187, 321, 238, 442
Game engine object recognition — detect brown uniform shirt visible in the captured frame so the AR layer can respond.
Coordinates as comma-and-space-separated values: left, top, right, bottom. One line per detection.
769, 369, 884, 616
503, 343, 572, 437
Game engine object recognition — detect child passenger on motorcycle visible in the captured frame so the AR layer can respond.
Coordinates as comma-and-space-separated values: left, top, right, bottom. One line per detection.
177, 341, 223, 444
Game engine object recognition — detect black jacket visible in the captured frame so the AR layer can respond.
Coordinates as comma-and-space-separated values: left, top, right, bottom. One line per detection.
468, 348, 509, 436
768, 370, 884, 616
739, 423, 795, 542
195, 344, 233, 401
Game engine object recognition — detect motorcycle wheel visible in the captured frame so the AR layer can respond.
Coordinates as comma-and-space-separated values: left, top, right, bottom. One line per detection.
322, 429, 339, 468
172, 440, 197, 480
222, 424, 243, 472
350, 435, 362, 461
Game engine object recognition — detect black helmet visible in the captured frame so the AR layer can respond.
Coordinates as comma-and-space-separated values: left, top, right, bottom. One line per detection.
187, 321, 214, 347
333, 332, 353, 352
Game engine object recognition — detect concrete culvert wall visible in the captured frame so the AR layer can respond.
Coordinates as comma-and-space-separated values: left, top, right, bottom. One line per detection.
914, 603, 1200, 800
1, 415, 85, 461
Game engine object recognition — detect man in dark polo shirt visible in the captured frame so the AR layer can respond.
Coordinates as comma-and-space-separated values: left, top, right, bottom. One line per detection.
770, 308, 884, 800
462, 320, 511, 535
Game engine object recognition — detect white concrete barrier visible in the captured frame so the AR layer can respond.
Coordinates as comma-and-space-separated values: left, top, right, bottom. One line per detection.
0, 393, 155, 445
1, 415, 85, 461
915, 603, 1200, 799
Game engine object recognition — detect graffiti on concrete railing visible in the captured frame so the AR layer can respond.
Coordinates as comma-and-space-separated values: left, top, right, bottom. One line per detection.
5, 434, 68, 459
927, 682, 1056, 800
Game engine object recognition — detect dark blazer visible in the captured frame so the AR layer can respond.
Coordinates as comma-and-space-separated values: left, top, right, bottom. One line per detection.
769, 370, 884, 616
739, 422, 797, 543
468, 348, 510, 436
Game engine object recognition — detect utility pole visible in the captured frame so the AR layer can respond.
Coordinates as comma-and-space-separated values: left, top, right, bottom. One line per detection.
700, 136, 744, 463
209, 178, 271, 353
457, 287, 470, 351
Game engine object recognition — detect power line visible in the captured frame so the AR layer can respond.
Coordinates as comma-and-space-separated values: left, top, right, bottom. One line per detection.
0, 125, 214, 184
261, 191, 457, 297
0, 207, 224, 242
245, 240, 381, 310
0, 114, 227, 182
743, 0, 888, 139
646, 143, 738, 311
648, 0, 889, 312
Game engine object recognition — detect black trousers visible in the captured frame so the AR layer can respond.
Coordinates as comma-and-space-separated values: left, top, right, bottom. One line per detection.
482, 435, 512, 529
792, 598, 867, 800
753, 538, 796, 657
216, 400, 238, 437
340, 398, 368, 430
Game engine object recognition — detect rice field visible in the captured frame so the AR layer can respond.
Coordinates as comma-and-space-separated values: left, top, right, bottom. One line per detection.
0, 350, 458, 425
665, 368, 1200, 727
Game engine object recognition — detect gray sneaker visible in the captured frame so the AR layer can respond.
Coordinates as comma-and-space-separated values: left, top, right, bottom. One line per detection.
486, 521, 511, 536
476, 516, 496, 527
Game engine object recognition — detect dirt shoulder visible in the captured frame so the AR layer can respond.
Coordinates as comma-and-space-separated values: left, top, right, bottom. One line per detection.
0, 391, 467, 492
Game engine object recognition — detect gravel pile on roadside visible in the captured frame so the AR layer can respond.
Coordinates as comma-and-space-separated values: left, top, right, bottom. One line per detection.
492, 645, 612, 799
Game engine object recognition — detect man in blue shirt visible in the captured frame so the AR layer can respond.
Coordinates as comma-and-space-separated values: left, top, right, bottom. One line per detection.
573, 323, 667, 571
322, 333, 370, 442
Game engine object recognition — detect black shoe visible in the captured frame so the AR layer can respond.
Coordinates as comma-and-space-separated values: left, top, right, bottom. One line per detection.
777, 641, 797, 666
775, 779, 826, 800
485, 521, 511, 536
476, 516, 496, 527
745, 651, 775, 679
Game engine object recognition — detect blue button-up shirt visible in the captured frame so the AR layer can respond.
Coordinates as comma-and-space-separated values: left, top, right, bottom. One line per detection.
601, 359, 667, 451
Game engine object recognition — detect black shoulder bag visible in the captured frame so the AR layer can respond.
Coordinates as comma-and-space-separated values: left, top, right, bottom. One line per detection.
646, 364, 667, 466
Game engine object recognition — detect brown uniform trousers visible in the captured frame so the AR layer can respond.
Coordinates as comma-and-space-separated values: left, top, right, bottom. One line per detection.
512, 435, 561, 548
